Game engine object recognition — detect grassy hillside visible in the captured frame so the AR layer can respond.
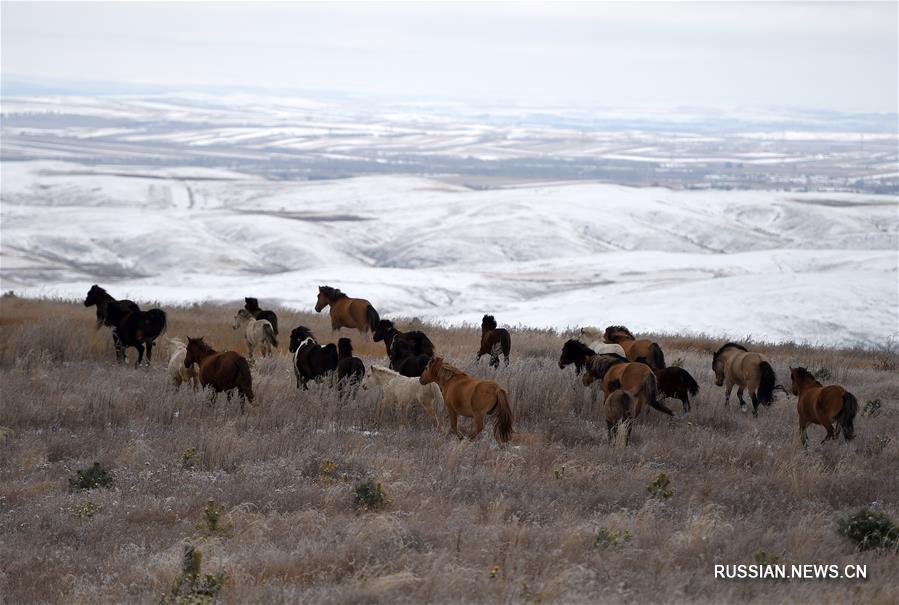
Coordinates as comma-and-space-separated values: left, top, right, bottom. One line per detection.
1, 295, 897, 604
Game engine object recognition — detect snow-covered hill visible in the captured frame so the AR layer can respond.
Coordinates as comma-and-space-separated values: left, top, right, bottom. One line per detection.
2, 160, 896, 347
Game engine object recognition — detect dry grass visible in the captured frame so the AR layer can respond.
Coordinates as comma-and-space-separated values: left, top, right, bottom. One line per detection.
1, 294, 898, 604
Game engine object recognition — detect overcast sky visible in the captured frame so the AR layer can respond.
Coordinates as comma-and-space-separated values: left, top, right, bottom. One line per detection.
2, 1, 896, 112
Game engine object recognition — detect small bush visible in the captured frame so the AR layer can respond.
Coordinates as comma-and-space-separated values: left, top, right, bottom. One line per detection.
68, 462, 113, 491
863, 399, 882, 417
196, 499, 228, 534
670, 357, 685, 368
353, 478, 388, 510
594, 527, 632, 550
648, 473, 674, 499
753, 549, 780, 565
812, 367, 832, 381
180, 448, 197, 470
73, 500, 100, 519
489, 564, 501, 579
837, 508, 899, 551
164, 544, 226, 605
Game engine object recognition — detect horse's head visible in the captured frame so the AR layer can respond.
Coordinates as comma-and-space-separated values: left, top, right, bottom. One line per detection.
232, 309, 252, 330
337, 338, 353, 359
289, 326, 315, 352
603, 325, 633, 344
789, 366, 816, 395
420, 356, 444, 385
314, 286, 329, 312
711, 349, 725, 386
559, 339, 593, 372
482, 315, 497, 331
84, 284, 108, 307
372, 319, 394, 342
184, 336, 208, 367
244, 297, 260, 312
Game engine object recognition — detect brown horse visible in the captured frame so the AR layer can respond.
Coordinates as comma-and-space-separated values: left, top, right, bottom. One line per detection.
635, 356, 700, 413
184, 337, 254, 412
314, 286, 380, 336
477, 315, 511, 368
712, 343, 776, 415
602, 326, 666, 370
419, 356, 513, 443
790, 366, 858, 448
582, 353, 674, 415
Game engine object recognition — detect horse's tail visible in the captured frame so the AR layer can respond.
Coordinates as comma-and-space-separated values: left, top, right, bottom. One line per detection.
146, 309, 167, 339
235, 355, 255, 402
492, 388, 514, 443
648, 343, 666, 370
682, 368, 700, 397
500, 329, 512, 356
757, 361, 776, 406
837, 391, 858, 441
263, 322, 278, 348
643, 371, 673, 416
366, 304, 380, 333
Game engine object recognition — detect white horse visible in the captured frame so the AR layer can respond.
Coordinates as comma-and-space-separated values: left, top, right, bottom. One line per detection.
167, 338, 199, 391
232, 309, 277, 358
361, 364, 445, 427
579, 326, 626, 356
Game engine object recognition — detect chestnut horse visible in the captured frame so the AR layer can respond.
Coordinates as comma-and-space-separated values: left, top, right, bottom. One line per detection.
582, 354, 674, 416
790, 366, 858, 448
604, 381, 637, 445
477, 315, 511, 368
712, 343, 776, 415
602, 326, 666, 370
314, 286, 380, 336
420, 357, 513, 443
184, 337, 254, 412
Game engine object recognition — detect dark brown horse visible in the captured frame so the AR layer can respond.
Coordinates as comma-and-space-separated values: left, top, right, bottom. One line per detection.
184, 337, 254, 412
420, 357, 513, 443
558, 339, 595, 374
84, 284, 139, 329
373, 319, 435, 377
477, 315, 511, 368
790, 366, 858, 448
85, 285, 166, 366
314, 286, 380, 336
337, 337, 365, 388
603, 326, 666, 370
244, 297, 279, 336
289, 327, 338, 389
636, 357, 700, 413
712, 343, 776, 415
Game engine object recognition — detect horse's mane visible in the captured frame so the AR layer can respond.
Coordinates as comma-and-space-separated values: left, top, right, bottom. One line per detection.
598, 352, 629, 364
586, 353, 628, 378
482, 315, 498, 330
319, 286, 347, 300
714, 342, 748, 359
563, 339, 595, 356
439, 362, 469, 380
290, 327, 317, 351
791, 366, 821, 386
188, 338, 216, 354
604, 325, 634, 340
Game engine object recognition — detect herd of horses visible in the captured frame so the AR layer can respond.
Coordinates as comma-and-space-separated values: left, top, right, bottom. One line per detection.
84, 284, 859, 448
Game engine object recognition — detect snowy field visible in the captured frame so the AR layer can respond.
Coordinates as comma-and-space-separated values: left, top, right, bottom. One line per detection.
2, 159, 896, 347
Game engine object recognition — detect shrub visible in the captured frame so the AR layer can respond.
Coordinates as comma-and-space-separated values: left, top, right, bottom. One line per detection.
594, 527, 632, 550
647, 473, 674, 499
180, 448, 197, 470
73, 500, 100, 519
68, 462, 113, 491
353, 478, 388, 510
837, 508, 899, 551
670, 357, 685, 368
196, 499, 228, 534
812, 367, 832, 381
164, 544, 226, 604
753, 549, 780, 565
863, 399, 882, 417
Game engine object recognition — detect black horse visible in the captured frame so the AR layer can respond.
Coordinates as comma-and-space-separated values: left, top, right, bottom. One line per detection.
336, 338, 365, 389
372, 319, 435, 377
636, 356, 700, 413
558, 339, 595, 375
289, 327, 338, 389
84, 285, 166, 365
244, 297, 279, 336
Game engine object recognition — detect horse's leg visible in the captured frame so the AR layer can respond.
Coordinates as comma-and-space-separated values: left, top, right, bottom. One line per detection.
821, 422, 835, 444
209, 390, 217, 408
503, 353, 509, 367
680, 392, 690, 413
247, 339, 255, 359
145, 340, 154, 366
799, 421, 809, 448
607, 421, 616, 445
736, 386, 747, 413
239, 392, 246, 414
447, 410, 462, 440
723, 379, 734, 407
469, 412, 485, 440
490, 355, 499, 369
134, 343, 145, 368
750, 392, 760, 417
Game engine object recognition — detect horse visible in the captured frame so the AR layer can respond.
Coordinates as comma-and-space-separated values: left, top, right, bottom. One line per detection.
102, 300, 167, 366
231, 309, 277, 358
184, 337, 254, 411
558, 339, 596, 374
244, 297, 279, 335
582, 354, 674, 419
602, 326, 666, 370
790, 366, 858, 448
578, 327, 627, 356
420, 356, 513, 443
84, 284, 140, 330
712, 343, 776, 415
635, 356, 700, 413
604, 380, 637, 445
373, 319, 435, 376
362, 364, 444, 427
336, 338, 365, 389
314, 286, 380, 336
477, 315, 511, 368
166, 338, 199, 391
289, 327, 338, 389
